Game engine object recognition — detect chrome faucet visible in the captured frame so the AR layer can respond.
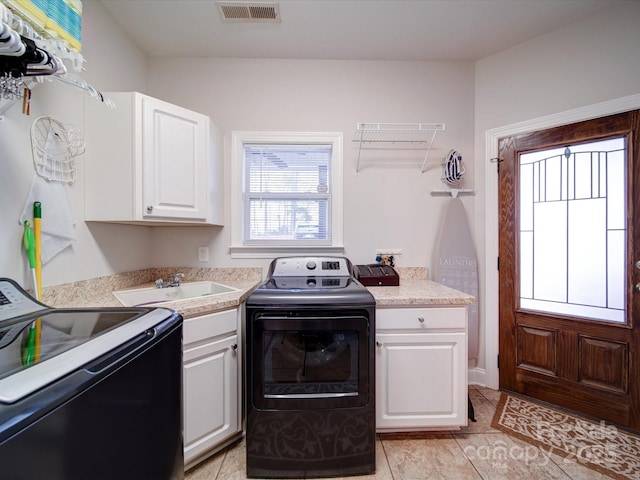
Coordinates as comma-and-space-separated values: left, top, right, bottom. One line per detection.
155, 273, 185, 288
166, 272, 185, 287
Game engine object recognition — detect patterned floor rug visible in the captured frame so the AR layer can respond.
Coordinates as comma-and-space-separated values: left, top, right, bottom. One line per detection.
492, 394, 640, 479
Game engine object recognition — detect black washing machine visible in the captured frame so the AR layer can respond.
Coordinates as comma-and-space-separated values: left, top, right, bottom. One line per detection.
0, 278, 183, 480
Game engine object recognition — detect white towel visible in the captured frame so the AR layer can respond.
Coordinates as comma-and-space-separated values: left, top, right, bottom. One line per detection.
19, 175, 76, 264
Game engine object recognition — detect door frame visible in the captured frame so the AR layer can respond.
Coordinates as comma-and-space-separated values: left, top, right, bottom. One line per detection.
479, 93, 640, 390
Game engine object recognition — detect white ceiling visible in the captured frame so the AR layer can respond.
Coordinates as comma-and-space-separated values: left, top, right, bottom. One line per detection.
98, 0, 627, 61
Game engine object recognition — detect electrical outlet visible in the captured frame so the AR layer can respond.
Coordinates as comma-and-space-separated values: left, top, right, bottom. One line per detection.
376, 248, 402, 256
198, 246, 209, 262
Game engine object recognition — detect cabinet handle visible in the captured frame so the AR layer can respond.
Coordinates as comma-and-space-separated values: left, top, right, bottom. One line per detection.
418, 316, 425, 323
231, 343, 238, 351
146, 205, 154, 213
376, 341, 383, 348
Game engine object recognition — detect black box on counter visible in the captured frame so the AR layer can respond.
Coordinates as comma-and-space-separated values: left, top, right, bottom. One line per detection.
354, 264, 400, 286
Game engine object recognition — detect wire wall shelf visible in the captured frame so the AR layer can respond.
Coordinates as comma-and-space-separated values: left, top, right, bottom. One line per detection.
353, 122, 445, 173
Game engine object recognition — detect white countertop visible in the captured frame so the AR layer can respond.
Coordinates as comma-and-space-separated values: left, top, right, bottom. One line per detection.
368, 279, 475, 307
42, 267, 262, 319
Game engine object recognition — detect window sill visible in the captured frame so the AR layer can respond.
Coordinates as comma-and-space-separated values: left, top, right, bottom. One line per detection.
229, 245, 345, 259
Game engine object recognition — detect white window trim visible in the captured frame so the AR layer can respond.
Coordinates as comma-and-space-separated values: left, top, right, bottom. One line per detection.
230, 131, 344, 258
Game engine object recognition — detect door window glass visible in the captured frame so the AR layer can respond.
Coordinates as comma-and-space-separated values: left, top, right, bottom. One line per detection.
519, 137, 626, 322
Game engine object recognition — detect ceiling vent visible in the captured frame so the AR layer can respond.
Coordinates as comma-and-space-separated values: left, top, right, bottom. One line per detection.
216, 2, 281, 23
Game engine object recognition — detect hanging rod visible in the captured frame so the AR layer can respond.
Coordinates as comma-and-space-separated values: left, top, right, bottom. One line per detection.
0, 1, 114, 118
1, 0, 84, 70
53, 74, 115, 108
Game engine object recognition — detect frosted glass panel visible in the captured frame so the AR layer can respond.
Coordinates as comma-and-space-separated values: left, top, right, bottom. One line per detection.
520, 232, 533, 299
519, 138, 626, 323
520, 164, 533, 231
545, 156, 563, 202
608, 230, 625, 311
568, 199, 606, 307
608, 151, 625, 230
574, 152, 594, 199
533, 202, 567, 303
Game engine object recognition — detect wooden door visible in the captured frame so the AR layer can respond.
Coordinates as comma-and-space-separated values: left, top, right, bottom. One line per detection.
498, 110, 640, 430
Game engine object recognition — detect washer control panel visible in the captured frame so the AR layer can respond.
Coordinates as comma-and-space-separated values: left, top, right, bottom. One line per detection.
269, 256, 351, 277
0, 279, 45, 322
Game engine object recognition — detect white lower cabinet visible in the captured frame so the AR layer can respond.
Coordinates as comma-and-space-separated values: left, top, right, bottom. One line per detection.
183, 309, 242, 469
376, 306, 468, 431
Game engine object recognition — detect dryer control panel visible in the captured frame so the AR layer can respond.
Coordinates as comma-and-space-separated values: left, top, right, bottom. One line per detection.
268, 256, 352, 277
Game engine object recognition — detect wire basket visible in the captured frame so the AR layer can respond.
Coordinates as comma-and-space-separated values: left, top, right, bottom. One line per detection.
31, 116, 85, 183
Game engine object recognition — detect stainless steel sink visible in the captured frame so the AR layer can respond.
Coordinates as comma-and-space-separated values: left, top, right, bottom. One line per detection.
113, 281, 238, 307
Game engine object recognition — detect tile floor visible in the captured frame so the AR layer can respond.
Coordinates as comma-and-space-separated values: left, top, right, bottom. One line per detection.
185, 386, 614, 479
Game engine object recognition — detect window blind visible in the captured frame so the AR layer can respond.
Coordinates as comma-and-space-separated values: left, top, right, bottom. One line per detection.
243, 143, 332, 245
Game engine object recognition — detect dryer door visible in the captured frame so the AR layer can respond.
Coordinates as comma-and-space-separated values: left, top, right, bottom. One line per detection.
250, 312, 372, 410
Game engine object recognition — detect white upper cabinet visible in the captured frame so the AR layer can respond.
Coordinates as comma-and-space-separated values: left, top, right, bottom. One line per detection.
84, 92, 223, 225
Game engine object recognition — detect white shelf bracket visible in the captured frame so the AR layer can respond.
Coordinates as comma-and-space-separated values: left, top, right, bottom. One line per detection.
355, 128, 365, 173
419, 128, 439, 175
430, 188, 474, 198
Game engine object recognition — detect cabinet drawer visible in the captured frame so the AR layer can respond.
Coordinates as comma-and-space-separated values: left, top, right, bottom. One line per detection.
183, 309, 237, 346
376, 306, 466, 331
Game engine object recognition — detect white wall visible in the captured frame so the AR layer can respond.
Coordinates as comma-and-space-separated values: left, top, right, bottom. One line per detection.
147, 58, 475, 273
0, 1, 149, 288
473, 1, 640, 387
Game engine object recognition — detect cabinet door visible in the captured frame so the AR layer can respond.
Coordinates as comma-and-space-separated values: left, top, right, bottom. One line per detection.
141, 95, 209, 221
376, 332, 467, 429
183, 334, 239, 465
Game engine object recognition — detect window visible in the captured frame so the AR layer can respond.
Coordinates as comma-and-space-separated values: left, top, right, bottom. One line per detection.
519, 137, 626, 322
230, 132, 343, 256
